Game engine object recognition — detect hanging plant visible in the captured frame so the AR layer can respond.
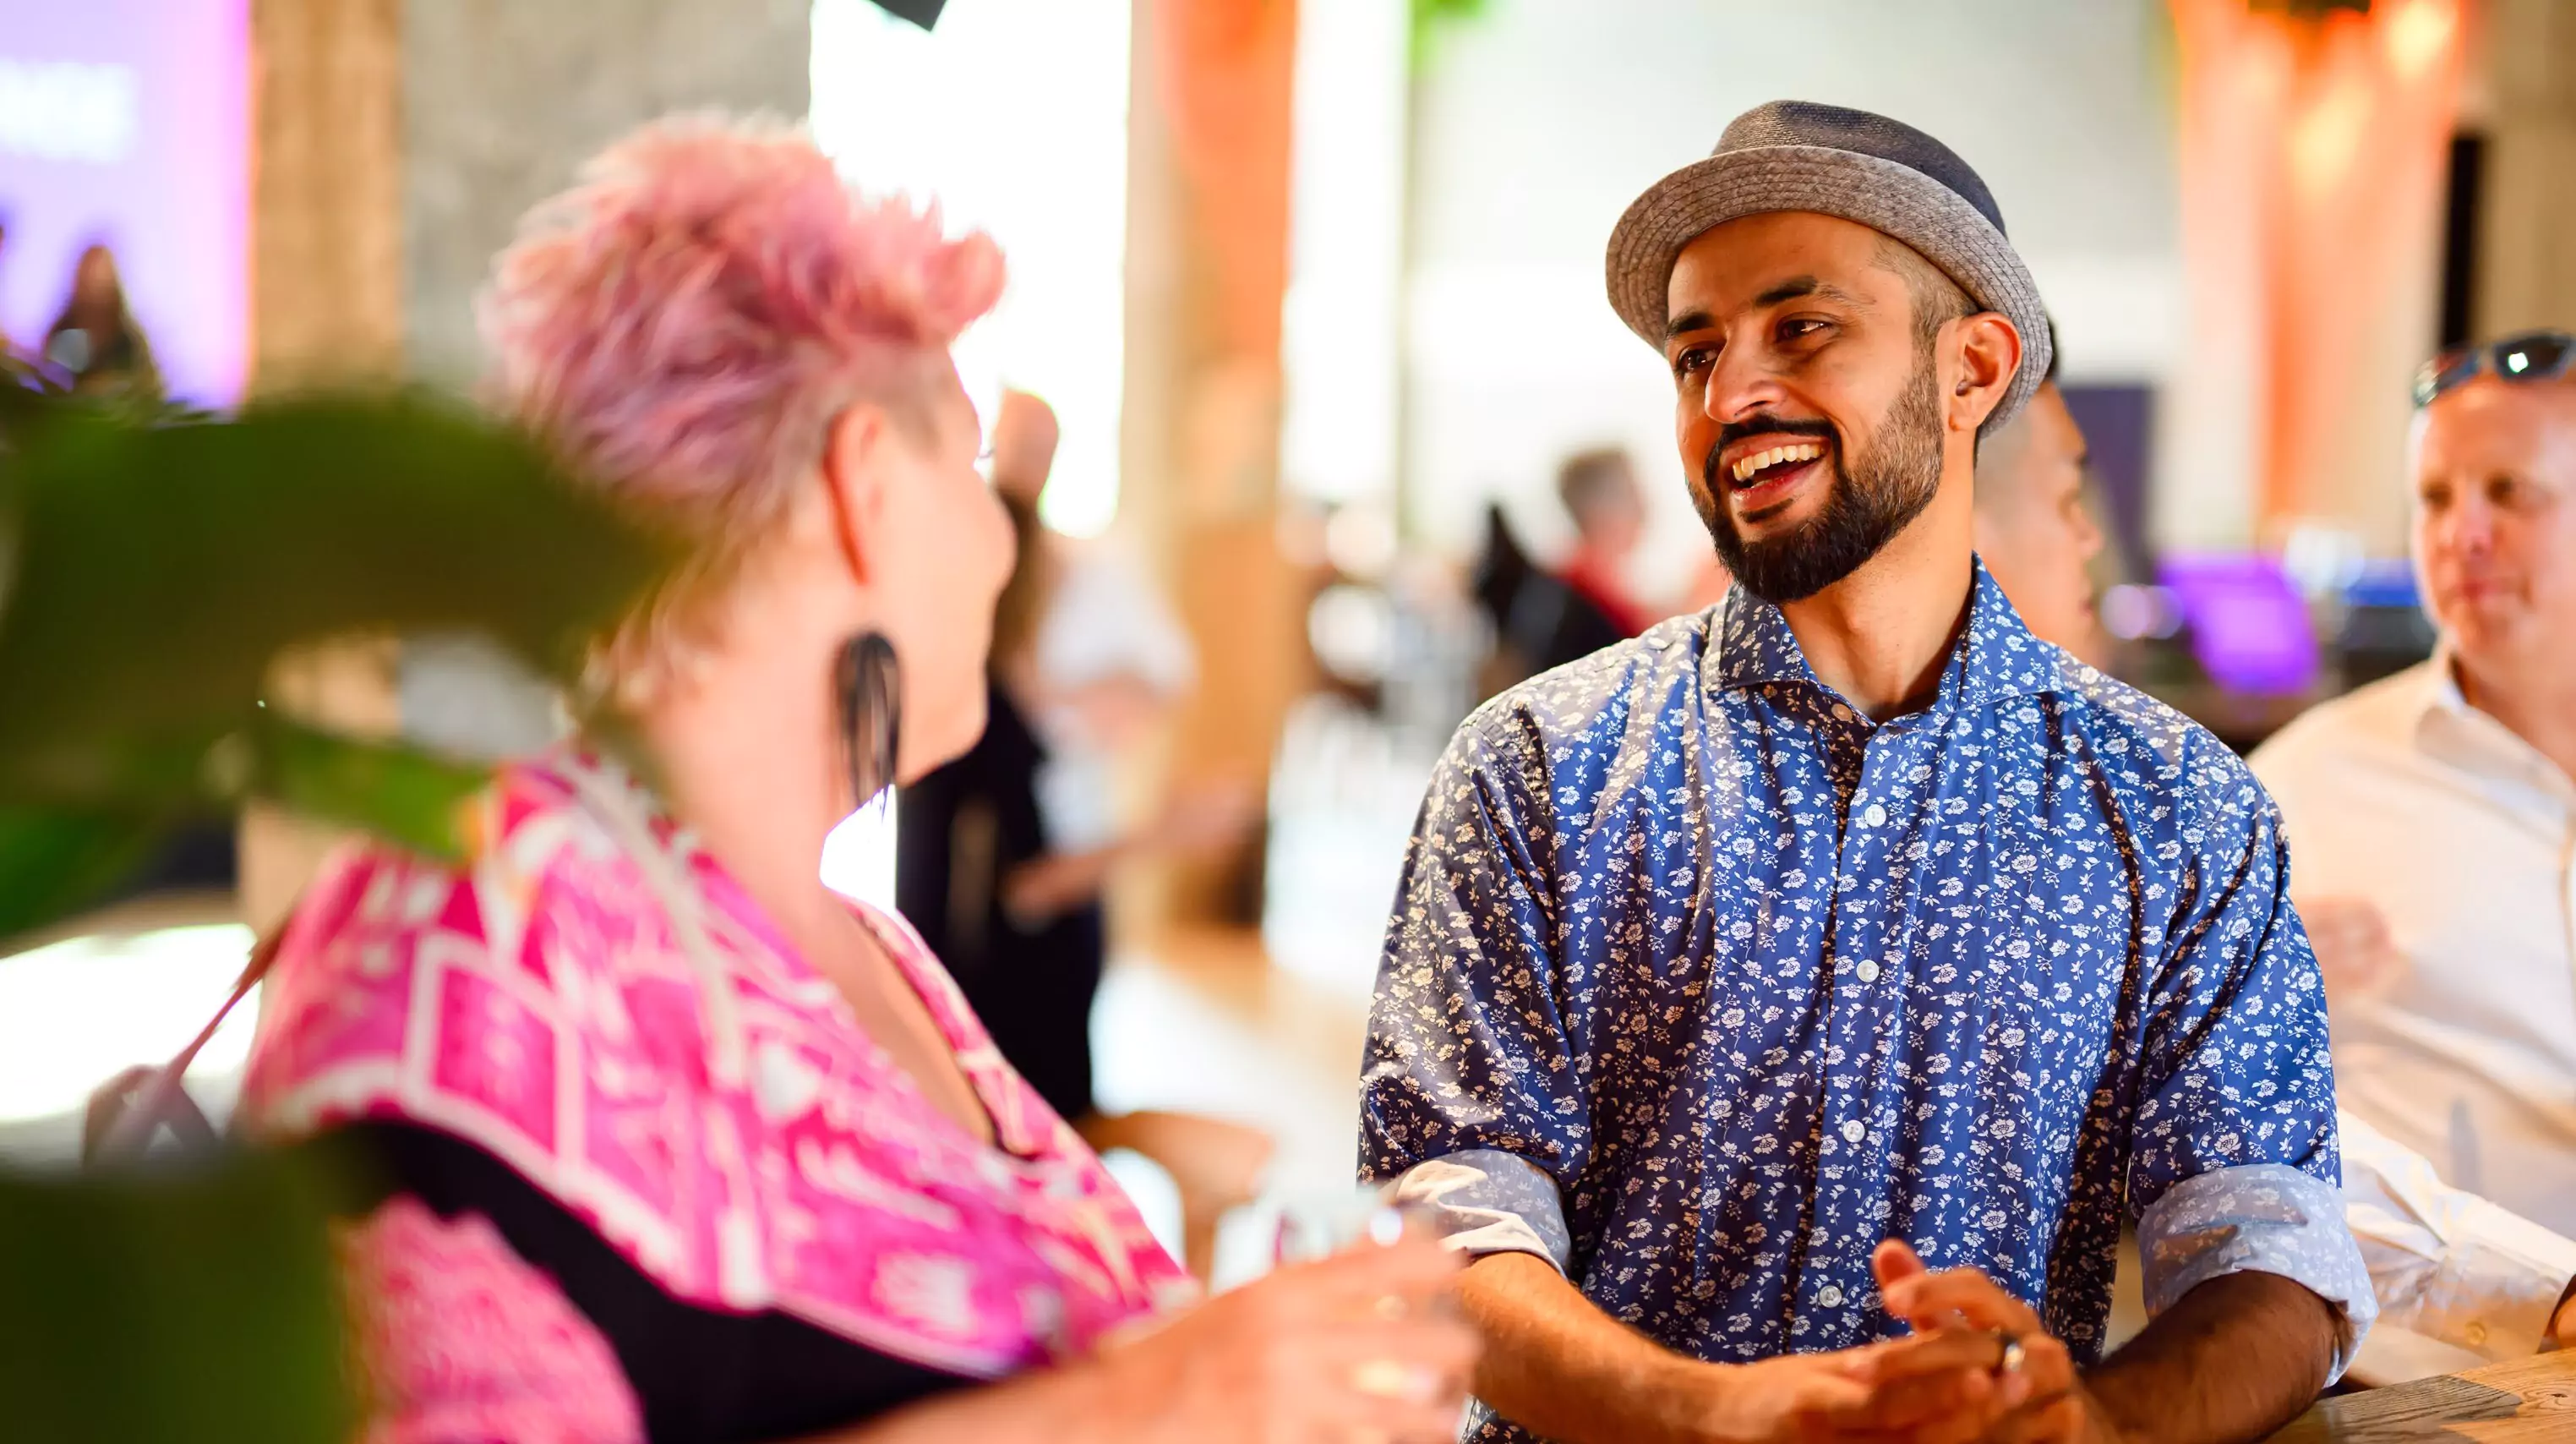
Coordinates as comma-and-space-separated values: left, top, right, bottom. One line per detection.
1411, 0, 1494, 68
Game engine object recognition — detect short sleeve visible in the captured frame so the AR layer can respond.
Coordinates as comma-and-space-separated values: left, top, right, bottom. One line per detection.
2126, 779, 2376, 1371
2126, 781, 2340, 1210
1359, 721, 1587, 1270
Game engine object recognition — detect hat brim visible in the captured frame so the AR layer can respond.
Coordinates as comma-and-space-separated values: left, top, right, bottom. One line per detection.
1605, 145, 2052, 434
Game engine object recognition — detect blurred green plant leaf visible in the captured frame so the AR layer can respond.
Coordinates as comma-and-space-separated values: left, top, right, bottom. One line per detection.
0, 807, 166, 939
248, 715, 487, 861
0, 390, 672, 807
0, 388, 675, 940
1411, 0, 1491, 65
0, 1147, 359, 1444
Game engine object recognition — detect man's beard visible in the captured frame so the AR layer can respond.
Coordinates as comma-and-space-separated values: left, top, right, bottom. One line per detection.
1693, 353, 1946, 604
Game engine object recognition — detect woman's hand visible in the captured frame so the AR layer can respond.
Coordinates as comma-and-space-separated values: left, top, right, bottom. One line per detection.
1072, 1232, 1480, 1443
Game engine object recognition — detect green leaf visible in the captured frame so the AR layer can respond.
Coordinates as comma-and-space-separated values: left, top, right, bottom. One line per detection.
247, 717, 485, 862
0, 1148, 360, 1444
0, 807, 167, 940
0, 390, 675, 809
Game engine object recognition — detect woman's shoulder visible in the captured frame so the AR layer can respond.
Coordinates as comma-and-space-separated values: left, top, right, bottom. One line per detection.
237, 754, 672, 1145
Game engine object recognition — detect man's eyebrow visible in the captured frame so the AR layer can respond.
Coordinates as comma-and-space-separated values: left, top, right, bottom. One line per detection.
1754, 275, 1869, 309
1667, 277, 1873, 338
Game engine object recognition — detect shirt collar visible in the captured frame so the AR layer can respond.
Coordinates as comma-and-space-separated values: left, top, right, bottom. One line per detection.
1705, 558, 2069, 716
2411, 647, 2576, 802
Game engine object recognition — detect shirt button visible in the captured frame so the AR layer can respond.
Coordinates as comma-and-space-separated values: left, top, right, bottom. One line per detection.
1816, 1284, 1846, 1308
1841, 1119, 1867, 1144
1832, 703, 1855, 722
1856, 959, 1880, 983
2465, 1321, 2489, 1348
1863, 803, 1887, 828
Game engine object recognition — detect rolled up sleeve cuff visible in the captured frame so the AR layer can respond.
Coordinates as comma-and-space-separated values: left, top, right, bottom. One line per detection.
1388, 1149, 1572, 1272
2139, 1162, 2380, 1384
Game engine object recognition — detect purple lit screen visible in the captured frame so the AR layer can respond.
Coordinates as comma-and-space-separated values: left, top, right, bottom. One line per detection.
0, 0, 252, 405
2156, 554, 2322, 697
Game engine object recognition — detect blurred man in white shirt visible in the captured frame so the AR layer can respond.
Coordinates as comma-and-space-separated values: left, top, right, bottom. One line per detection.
1978, 354, 2576, 1370
2251, 336, 2576, 1250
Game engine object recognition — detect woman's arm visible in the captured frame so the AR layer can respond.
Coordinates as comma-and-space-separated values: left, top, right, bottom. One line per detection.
1000, 779, 1258, 924
818, 1236, 1482, 1444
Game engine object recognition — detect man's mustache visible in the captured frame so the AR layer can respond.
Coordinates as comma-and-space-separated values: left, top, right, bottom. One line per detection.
1703, 415, 1838, 490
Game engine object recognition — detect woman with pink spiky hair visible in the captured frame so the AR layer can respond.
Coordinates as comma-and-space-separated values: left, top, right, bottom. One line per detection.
235, 115, 1476, 1443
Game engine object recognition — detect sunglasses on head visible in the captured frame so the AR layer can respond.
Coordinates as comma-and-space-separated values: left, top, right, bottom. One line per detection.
2414, 330, 2576, 407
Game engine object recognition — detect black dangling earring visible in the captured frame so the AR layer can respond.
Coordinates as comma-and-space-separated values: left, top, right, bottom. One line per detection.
835, 632, 902, 814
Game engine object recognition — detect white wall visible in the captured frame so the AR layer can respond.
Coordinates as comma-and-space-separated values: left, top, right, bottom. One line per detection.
810, 0, 1133, 539
1402, 0, 2186, 588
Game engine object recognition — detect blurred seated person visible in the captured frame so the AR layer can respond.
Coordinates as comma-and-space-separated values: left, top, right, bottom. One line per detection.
2251, 331, 2576, 1241
236, 117, 1473, 1443
1472, 450, 1670, 686
43, 243, 160, 401
1969, 325, 2109, 668
1553, 446, 1655, 639
899, 389, 1270, 1281
1979, 338, 2576, 1370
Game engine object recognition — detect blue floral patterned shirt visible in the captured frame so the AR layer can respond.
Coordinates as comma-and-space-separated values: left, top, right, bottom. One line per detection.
1361, 565, 2372, 1442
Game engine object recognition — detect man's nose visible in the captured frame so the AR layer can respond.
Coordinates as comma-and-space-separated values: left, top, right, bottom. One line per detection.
1700, 347, 1787, 424
2441, 495, 2498, 555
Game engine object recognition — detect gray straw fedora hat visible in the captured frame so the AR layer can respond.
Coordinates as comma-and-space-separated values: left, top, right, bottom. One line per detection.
1606, 99, 2052, 434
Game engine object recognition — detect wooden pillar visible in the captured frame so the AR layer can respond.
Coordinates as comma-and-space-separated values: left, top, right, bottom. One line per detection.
249, 0, 405, 391
240, 0, 407, 933
1123, 0, 1306, 929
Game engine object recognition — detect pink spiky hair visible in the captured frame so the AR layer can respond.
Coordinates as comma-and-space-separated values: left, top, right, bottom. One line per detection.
479, 112, 1006, 541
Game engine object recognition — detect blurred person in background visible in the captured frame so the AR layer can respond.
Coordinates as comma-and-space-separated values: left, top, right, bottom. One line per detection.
1476, 448, 1712, 688
1553, 446, 1655, 641
2252, 331, 2576, 1244
1980, 347, 2576, 1370
43, 243, 159, 401
1365, 101, 2371, 1444
1971, 323, 2110, 668
235, 117, 1474, 1444
900, 388, 1269, 1282
0, 214, 14, 359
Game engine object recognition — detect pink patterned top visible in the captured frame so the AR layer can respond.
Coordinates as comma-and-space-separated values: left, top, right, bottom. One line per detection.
239, 752, 1192, 1433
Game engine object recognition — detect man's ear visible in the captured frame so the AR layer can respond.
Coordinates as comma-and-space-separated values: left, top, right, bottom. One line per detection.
821, 402, 894, 587
1946, 313, 2023, 436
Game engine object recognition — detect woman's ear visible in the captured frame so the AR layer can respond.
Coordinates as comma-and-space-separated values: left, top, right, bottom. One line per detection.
821, 402, 895, 587
1947, 313, 2024, 435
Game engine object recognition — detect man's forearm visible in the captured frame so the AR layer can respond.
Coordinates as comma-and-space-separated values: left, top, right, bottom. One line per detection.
2085, 1271, 2343, 1443
1456, 1251, 1703, 1444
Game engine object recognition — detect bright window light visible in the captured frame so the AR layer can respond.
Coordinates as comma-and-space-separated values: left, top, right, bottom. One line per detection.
810, 0, 1132, 539
1279, 0, 1409, 506
0, 923, 257, 1125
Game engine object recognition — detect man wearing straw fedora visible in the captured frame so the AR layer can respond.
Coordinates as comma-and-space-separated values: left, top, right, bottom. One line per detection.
1361, 101, 2374, 1443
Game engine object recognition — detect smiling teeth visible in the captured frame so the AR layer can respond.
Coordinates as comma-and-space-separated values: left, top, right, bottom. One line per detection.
1731, 443, 1825, 483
